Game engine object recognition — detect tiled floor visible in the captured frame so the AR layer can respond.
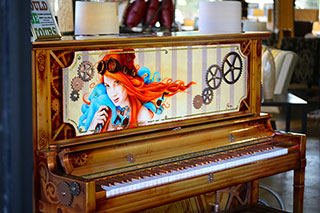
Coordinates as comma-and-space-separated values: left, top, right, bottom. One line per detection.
260, 87, 320, 212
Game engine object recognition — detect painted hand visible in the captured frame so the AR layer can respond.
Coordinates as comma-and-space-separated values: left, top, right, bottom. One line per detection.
88, 105, 110, 133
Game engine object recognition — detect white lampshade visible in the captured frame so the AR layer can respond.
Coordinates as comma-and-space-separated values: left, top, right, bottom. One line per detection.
199, 1, 242, 34
75, 1, 119, 35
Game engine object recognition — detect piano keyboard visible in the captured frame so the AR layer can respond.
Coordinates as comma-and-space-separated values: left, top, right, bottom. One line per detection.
99, 144, 288, 198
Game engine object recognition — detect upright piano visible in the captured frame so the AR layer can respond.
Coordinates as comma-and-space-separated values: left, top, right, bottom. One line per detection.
32, 32, 306, 212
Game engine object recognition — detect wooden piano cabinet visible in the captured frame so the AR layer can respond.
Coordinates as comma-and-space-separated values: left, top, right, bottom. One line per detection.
32, 32, 306, 213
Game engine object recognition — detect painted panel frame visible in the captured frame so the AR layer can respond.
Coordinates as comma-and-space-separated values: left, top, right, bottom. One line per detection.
62, 44, 248, 136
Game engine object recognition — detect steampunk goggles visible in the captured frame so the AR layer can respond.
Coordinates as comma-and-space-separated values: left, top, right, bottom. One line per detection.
97, 57, 136, 77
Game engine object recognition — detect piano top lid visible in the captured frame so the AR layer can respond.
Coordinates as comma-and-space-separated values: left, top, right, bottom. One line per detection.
32, 31, 272, 49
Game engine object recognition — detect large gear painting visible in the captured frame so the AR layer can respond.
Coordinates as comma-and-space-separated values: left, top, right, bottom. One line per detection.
222, 52, 243, 84
206, 64, 223, 90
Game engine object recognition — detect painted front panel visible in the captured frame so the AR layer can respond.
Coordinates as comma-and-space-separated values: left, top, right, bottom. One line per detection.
63, 44, 247, 136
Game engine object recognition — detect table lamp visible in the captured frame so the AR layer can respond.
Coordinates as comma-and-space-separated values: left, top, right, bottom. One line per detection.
75, 1, 119, 35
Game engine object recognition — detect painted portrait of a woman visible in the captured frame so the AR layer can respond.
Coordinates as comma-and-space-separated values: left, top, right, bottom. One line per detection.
81, 49, 194, 133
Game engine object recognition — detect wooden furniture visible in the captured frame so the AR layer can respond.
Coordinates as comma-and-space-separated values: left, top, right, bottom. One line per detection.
274, 0, 295, 47
32, 32, 306, 212
268, 48, 298, 95
262, 92, 308, 133
295, 9, 319, 22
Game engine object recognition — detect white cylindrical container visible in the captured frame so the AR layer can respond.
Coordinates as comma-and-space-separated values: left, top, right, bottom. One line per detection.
75, 1, 119, 35
199, 1, 242, 34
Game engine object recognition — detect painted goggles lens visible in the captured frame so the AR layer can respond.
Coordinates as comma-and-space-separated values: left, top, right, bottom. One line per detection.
97, 57, 136, 77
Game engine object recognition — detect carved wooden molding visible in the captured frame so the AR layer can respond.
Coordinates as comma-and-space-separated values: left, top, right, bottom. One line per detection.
39, 161, 59, 204
37, 51, 46, 72
39, 130, 49, 150
240, 40, 252, 56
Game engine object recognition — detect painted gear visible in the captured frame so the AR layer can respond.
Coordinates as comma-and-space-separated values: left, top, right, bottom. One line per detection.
70, 90, 80, 102
193, 95, 203, 109
51, 98, 59, 112
71, 77, 84, 91
51, 98, 60, 119
222, 52, 243, 84
69, 182, 81, 196
206, 64, 222, 90
72, 153, 88, 167
57, 182, 73, 206
77, 61, 95, 82
51, 72, 62, 96
202, 87, 214, 105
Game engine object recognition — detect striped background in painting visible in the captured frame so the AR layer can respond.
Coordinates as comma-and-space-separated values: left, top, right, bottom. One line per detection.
134, 45, 247, 122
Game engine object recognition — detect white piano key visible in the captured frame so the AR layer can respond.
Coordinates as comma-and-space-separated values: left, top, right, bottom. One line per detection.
102, 147, 288, 198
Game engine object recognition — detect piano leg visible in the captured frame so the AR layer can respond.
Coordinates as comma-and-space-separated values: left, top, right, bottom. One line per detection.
250, 180, 259, 204
293, 135, 306, 213
293, 167, 305, 213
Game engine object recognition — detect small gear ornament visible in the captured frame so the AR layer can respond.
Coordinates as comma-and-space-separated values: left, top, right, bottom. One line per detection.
69, 181, 81, 196
78, 61, 95, 82
70, 90, 80, 102
71, 77, 84, 91
57, 182, 73, 206
202, 87, 214, 105
193, 95, 203, 109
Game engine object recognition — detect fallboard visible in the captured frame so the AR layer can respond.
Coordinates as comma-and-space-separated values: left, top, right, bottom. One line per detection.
32, 32, 269, 150
58, 114, 275, 178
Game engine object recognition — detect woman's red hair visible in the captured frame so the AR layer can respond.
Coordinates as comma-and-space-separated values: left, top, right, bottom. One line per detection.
99, 49, 194, 127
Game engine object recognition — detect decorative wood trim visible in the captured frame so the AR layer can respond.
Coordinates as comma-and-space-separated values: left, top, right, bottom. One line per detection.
39, 161, 59, 204
240, 40, 252, 56
50, 50, 66, 68
36, 50, 50, 150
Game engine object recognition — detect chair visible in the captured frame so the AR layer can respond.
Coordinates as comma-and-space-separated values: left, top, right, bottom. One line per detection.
271, 49, 298, 95
261, 46, 298, 97
261, 48, 298, 120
